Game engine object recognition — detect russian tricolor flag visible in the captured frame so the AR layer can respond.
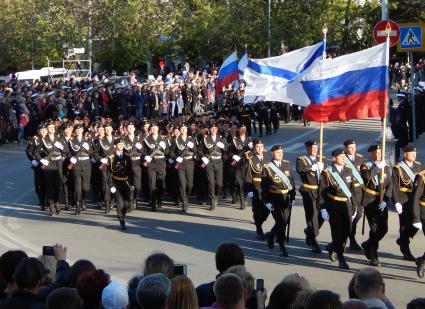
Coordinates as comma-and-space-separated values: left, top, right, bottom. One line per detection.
301, 42, 389, 122
216, 51, 239, 95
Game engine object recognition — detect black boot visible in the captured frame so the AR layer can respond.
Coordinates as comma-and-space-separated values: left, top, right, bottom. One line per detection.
64, 204, 70, 211
326, 243, 337, 262
119, 218, 126, 230
304, 228, 313, 246
361, 240, 371, 260
256, 227, 265, 240
311, 239, 322, 253
397, 238, 416, 261
265, 232, 275, 250
239, 197, 247, 210
338, 254, 350, 270
40, 202, 46, 211
48, 205, 54, 216
280, 245, 289, 257
54, 203, 60, 215
369, 247, 380, 267
105, 202, 111, 214
150, 200, 157, 212
349, 236, 362, 251
416, 258, 425, 278
75, 202, 81, 215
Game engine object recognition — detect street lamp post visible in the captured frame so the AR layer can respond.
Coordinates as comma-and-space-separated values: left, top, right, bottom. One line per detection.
267, 0, 271, 57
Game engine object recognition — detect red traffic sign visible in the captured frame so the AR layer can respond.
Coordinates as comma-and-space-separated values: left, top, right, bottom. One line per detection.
373, 20, 400, 47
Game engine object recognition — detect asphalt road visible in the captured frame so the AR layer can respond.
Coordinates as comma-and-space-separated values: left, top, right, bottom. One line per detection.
0, 119, 424, 308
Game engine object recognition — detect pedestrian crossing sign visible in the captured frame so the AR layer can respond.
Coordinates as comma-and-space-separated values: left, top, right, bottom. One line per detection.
397, 23, 425, 52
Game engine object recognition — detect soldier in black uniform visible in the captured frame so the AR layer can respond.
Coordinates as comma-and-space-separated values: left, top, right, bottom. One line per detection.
25, 123, 47, 210
200, 122, 227, 210
108, 138, 134, 230
238, 103, 252, 136
319, 149, 355, 269
245, 139, 269, 239
296, 140, 326, 253
91, 124, 105, 209
343, 139, 365, 250
392, 144, 422, 261
96, 123, 114, 213
61, 123, 75, 211
228, 123, 252, 210
360, 144, 393, 267
123, 121, 143, 211
34, 121, 65, 216
412, 170, 425, 277
261, 145, 295, 257
67, 124, 93, 215
170, 123, 197, 212
143, 121, 168, 211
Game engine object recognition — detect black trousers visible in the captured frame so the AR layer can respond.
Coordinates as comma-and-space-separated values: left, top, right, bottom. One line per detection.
350, 188, 363, 239
235, 165, 246, 198
178, 161, 194, 202
364, 202, 388, 254
301, 191, 323, 239
44, 161, 62, 207
252, 183, 269, 229
73, 162, 91, 203
100, 169, 111, 203
91, 163, 102, 203
62, 165, 74, 206
398, 199, 418, 248
269, 193, 291, 246
147, 160, 166, 203
131, 161, 142, 202
206, 160, 223, 202
33, 166, 46, 205
327, 201, 352, 255
112, 180, 130, 220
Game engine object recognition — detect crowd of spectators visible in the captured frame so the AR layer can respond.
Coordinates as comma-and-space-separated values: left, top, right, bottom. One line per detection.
0, 242, 422, 309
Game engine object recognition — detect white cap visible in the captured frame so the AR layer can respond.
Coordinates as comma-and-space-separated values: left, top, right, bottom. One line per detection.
101, 281, 129, 309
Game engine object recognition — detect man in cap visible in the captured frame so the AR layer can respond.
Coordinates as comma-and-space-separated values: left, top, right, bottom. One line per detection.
360, 144, 392, 266
412, 167, 425, 277
200, 121, 228, 210
392, 144, 422, 261
319, 148, 355, 269
261, 145, 296, 257
108, 138, 134, 230
296, 140, 326, 253
245, 139, 269, 239
343, 139, 365, 250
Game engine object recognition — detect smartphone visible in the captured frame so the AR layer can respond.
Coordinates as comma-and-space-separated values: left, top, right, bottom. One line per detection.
174, 264, 187, 276
256, 278, 264, 291
42, 246, 55, 256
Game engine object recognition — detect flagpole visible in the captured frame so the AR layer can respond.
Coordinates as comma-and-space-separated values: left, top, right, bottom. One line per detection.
319, 24, 328, 163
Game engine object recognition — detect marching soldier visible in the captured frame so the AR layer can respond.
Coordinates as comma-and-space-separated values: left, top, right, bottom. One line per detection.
143, 121, 168, 211
96, 123, 114, 214
360, 144, 392, 267
91, 124, 105, 209
319, 149, 355, 269
412, 170, 425, 277
343, 139, 365, 250
123, 121, 143, 211
200, 122, 227, 210
261, 145, 295, 257
61, 123, 75, 211
392, 144, 422, 261
170, 123, 197, 212
108, 138, 134, 230
245, 139, 269, 239
296, 140, 326, 253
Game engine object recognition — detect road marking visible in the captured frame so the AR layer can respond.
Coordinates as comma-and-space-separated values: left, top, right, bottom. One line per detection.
285, 143, 304, 152
282, 128, 319, 146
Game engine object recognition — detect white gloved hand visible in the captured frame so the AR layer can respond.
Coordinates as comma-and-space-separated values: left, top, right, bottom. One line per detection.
248, 142, 253, 149
54, 141, 64, 150
377, 160, 386, 169
232, 155, 241, 162
267, 108, 271, 112
201, 157, 209, 165
187, 141, 194, 148
247, 192, 254, 199
100, 158, 108, 164
311, 163, 318, 171
129, 186, 135, 191
176, 157, 183, 163
378, 201, 387, 212
110, 187, 116, 193
168, 158, 175, 164
70, 157, 77, 164
321, 209, 329, 221
317, 162, 324, 171
145, 155, 152, 163
135, 142, 142, 150
352, 209, 357, 220
395, 202, 403, 214
31, 160, 38, 167
254, 112, 258, 117
216, 142, 225, 149
90, 158, 96, 164
159, 141, 166, 149
82, 142, 89, 150
265, 203, 274, 211
413, 222, 423, 230
40, 159, 49, 166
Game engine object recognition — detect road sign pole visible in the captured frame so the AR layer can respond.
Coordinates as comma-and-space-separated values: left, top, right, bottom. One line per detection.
410, 52, 416, 142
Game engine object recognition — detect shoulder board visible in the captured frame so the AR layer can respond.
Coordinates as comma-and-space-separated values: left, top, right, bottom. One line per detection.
357, 153, 363, 157
282, 159, 289, 163
108, 154, 114, 160
395, 163, 400, 168
415, 161, 421, 164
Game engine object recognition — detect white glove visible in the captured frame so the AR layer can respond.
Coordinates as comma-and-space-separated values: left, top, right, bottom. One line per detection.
311, 163, 318, 171
201, 157, 209, 165
413, 222, 423, 230
317, 162, 324, 171
70, 157, 77, 164
60, 156, 65, 161
352, 209, 357, 220
135, 142, 142, 150
90, 158, 96, 164
176, 157, 183, 163
145, 155, 152, 163
110, 187, 117, 194
247, 192, 254, 198
100, 158, 108, 164
265, 203, 274, 211
40, 159, 49, 166
168, 158, 175, 164
82, 142, 89, 150
377, 160, 386, 169
54, 141, 64, 150
232, 155, 241, 162
267, 108, 271, 112
248, 142, 253, 149
187, 141, 194, 148
216, 142, 225, 149
395, 202, 403, 214
378, 201, 387, 212
277, 113, 280, 117
159, 141, 166, 149
129, 186, 135, 191
254, 112, 258, 117
31, 160, 38, 167
321, 209, 329, 221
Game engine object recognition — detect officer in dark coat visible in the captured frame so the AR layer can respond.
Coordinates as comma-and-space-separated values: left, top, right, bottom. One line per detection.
412, 170, 425, 277
60, 123, 75, 211
261, 145, 295, 257
360, 144, 393, 267
319, 148, 355, 269
296, 140, 326, 253
343, 139, 365, 250
392, 144, 422, 261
